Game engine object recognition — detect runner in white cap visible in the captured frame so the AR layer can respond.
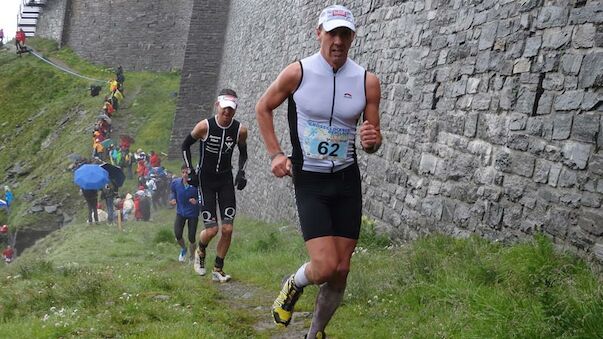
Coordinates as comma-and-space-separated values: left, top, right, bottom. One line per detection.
256, 4, 382, 338
181, 88, 249, 283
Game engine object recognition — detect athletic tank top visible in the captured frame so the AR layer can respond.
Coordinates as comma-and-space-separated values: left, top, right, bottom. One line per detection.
199, 116, 241, 175
288, 53, 367, 173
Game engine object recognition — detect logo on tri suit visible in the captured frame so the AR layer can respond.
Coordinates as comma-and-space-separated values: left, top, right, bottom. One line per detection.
225, 136, 234, 152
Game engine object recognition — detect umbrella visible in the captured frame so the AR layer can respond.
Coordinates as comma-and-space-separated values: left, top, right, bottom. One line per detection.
101, 163, 126, 188
101, 138, 115, 148
74, 164, 109, 190
97, 114, 112, 124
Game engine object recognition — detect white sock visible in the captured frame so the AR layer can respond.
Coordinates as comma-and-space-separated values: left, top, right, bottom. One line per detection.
293, 262, 310, 288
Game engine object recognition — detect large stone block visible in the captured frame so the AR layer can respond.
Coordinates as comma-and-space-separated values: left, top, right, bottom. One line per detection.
572, 24, 596, 48
543, 72, 564, 91
479, 21, 498, 50
561, 141, 591, 170
507, 133, 530, 151
571, 114, 599, 144
560, 53, 583, 76
542, 27, 572, 50
536, 6, 569, 29
578, 208, 603, 236
578, 52, 603, 88
419, 153, 439, 175
545, 207, 575, 237
515, 87, 536, 113
523, 35, 542, 57
554, 90, 584, 111
590, 153, 603, 176
558, 167, 578, 188
552, 114, 573, 140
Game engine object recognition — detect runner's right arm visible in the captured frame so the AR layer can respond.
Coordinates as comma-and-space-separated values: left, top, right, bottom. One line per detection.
181, 119, 209, 185
255, 62, 301, 177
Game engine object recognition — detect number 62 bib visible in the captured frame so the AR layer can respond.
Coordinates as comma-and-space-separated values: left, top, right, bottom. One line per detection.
302, 120, 350, 161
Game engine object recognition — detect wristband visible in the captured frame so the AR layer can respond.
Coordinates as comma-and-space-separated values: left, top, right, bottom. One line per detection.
269, 151, 285, 160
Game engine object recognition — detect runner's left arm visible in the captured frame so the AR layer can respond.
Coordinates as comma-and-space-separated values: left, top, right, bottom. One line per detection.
235, 127, 248, 190
360, 72, 382, 153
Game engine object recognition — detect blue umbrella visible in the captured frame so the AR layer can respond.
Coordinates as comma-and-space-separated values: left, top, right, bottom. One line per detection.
74, 164, 109, 190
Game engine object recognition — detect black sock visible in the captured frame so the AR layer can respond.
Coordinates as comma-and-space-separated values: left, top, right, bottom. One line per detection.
198, 242, 207, 253
215, 256, 224, 269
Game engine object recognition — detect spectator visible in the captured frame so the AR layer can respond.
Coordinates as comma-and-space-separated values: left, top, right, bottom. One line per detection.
115, 65, 125, 90
101, 183, 118, 225
0, 28, 4, 47
4, 186, 14, 211
15, 28, 26, 54
93, 138, 105, 160
122, 193, 134, 221
110, 145, 122, 166
3, 245, 14, 264
149, 150, 161, 168
82, 189, 99, 224
103, 97, 115, 117
121, 148, 133, 179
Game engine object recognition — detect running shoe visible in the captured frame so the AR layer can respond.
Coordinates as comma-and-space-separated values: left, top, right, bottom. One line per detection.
193, 249, 206, 276
212, 268, 231, 282
272, 274, 303, 327
305, 331, 326, 339
178, 248, 187, 262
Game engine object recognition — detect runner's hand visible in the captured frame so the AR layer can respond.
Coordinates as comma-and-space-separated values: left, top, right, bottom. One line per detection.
359, 120, 379, 151
271, 154, 292, 178
234, 170, 247, 190
187, 168, 199, 187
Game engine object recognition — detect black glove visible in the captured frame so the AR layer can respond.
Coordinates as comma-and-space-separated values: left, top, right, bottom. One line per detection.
234, 170, 247, 190
187, 168, 199, 187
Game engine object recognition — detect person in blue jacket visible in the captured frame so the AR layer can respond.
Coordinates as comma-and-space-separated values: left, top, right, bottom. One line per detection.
169, 164, 200, 262
4, 186, 14, 212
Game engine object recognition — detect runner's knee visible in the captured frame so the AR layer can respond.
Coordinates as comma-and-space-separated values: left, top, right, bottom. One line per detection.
204, 226, 218, 238
221, 224, 233, 238
310, 257, 339, 284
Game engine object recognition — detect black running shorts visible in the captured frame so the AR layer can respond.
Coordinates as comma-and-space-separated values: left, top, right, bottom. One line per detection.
200, 172, 236, 227
293, 163, 362, 241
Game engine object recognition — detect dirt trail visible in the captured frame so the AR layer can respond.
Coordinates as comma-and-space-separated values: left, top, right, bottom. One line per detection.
214, 280, 311, 338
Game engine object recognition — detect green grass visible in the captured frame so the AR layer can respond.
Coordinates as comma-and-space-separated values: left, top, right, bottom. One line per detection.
1, 212, 601, 338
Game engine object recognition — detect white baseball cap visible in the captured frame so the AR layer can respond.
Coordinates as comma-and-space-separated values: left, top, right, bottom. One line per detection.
217, 95, 238, 109
317, 5, 355, 32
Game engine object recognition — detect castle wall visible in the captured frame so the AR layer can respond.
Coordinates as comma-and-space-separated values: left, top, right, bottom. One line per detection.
218, 0, 603, 262
38, 0, 194, 71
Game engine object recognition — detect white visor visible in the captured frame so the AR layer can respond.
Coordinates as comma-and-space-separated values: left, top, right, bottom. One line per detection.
217, 95, 238, 109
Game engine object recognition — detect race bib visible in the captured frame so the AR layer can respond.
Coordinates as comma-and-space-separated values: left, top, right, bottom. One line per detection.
302, 120, 350, 161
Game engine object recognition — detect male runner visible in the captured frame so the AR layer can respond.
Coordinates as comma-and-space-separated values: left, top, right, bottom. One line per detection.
181, 88, 248, 282
256, 5, 382, 338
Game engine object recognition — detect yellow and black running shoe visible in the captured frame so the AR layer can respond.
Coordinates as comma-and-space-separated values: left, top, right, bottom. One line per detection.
272, 274, 303, 327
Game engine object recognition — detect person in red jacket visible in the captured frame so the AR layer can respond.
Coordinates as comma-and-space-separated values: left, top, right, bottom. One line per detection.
15, 28, 26, 53
149, 151, 161, 168
3, 245, 14, 263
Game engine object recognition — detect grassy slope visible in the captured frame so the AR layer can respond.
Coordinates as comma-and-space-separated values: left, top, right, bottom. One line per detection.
0, 38, 180, 231
0, 40, 602, 338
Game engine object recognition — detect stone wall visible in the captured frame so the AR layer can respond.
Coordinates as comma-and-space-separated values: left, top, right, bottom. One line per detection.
215, 0, 603, 262
35, 0, 69, 46
166, 0, 231, 159
38, 0, 194, 71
